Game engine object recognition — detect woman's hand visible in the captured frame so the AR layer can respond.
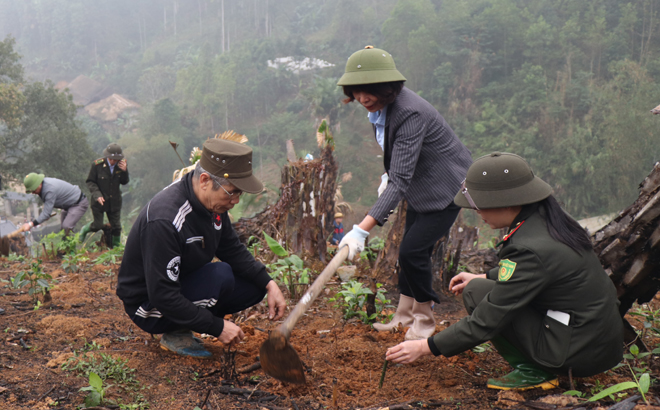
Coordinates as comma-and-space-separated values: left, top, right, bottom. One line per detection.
449, 272, 486, 296
386, 340, 432, 364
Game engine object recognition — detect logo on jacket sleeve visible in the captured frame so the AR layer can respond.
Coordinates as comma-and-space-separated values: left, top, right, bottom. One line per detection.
498, 259, 517, 281
167, 256, 181, 281
212, 213, 222, 230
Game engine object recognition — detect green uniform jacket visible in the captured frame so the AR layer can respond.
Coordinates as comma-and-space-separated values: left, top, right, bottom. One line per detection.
430, 204, 623, 376
86, 158, 129, 213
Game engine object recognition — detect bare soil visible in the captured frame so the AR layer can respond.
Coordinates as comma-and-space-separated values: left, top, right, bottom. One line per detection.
1, 256, 659, 410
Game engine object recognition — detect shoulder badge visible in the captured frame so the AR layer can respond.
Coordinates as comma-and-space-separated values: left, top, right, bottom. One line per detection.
498, 259, 517, 281
94, 158, 105, 165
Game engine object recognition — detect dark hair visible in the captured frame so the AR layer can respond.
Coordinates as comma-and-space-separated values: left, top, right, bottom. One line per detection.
342, 81, 405, 106
537, 195, 593, 253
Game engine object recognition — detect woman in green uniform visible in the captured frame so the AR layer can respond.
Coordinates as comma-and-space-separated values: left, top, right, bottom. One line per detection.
386, 152, 623, 391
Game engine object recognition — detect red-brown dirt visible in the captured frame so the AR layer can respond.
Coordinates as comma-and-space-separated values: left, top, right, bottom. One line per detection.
1, 256, 659, 409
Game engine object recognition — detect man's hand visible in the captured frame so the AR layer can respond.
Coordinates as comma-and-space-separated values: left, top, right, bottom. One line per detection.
218, 320, 245, 345
449, 272, 486, 296
266, 280, 286, 320
96, 197, 105, 206
338, 224, 369, 260
21, 222, 33, 232
118, 159, 127, 171
386, 340, 432, 364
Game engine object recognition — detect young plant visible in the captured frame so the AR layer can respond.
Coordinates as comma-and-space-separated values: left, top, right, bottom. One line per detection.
79, 372, 113, 407
333, 280, 372, 323
40, 230, 78, 255
93, 244, 125, 266
359, 237, 385, 264
263, 232, 310, 299
61, 253, 89, 273
246, 235, 262, 259
10, 259, 52, 303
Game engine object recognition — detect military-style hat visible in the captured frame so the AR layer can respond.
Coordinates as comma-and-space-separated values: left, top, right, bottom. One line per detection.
103, 143, 124, 160
454, 152, 553, 209
200, 139, 263, 194
337, 46, 407, 86
24, 173, 45, 193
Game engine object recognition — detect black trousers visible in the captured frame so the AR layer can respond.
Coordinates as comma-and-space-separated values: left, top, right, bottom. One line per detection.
398, 203, 460, 304
90, 205, 122, 236
124, 262, 266, 335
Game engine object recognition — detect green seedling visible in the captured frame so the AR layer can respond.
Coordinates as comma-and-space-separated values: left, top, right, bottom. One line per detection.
10, 259, 52, 304
80, 372, 113, 407
263, 232, 310, 299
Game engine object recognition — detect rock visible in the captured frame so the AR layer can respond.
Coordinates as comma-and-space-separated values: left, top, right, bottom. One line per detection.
337, 265, 356, 282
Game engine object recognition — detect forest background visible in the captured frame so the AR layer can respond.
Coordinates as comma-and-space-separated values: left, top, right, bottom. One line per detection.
1, 0, 660, 229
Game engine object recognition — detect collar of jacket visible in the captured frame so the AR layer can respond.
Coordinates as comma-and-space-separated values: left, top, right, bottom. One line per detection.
497, 202, 540, 246
182, 172, 213, 218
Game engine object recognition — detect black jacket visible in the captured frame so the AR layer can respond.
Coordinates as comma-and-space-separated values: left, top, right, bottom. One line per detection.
86, 158, 129, 213
116, 173, 271, 336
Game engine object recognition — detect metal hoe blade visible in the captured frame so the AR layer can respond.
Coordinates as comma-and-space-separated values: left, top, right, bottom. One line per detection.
259, 329, 306, 384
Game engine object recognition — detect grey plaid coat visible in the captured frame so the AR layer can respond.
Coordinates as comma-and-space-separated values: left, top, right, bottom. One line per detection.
369, 87, 472, 225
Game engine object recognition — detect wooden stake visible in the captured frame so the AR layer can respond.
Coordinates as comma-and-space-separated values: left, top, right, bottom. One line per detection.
379, 359, 388, 389
332, 377, 338, 408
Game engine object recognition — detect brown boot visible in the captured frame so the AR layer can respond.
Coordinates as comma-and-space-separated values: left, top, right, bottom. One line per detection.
373, 294, 414, 332
405, 300, 436, 340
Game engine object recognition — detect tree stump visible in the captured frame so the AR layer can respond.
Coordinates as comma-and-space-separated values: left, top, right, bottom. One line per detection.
233, 141, 338, 262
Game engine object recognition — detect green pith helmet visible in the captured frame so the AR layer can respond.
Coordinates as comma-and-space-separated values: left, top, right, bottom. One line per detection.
24, 173, 45, 193
337, 45, 407, 86
103, 143, 124, 160
454, 152, 553, 209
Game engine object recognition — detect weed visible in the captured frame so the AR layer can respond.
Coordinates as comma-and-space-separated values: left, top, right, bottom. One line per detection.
94, 244, 125, 265
629, 304, 660, 340
62, 346, 137, 386
471, 343, 494, 353
9, 259, 52, 304
6, 253, 25, 263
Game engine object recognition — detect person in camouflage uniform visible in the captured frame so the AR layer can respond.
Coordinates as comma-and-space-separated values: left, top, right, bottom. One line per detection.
80, 143, 129, 247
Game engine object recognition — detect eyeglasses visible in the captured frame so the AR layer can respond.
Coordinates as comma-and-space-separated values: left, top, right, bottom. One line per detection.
219, 184, 243, 198
460, 179, 479, 210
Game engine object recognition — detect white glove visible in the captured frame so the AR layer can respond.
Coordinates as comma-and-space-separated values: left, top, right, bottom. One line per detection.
378, 173, 389, 197
338, 225, 369, 260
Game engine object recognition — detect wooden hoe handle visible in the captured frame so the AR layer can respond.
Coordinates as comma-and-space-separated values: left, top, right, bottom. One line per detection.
277, 246, 349, 339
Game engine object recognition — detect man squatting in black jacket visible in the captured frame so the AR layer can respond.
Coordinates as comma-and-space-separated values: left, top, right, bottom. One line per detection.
116, 139, 286, 358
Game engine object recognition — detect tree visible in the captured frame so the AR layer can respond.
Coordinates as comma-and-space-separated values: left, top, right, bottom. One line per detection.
1, 81, 93, 187
0, 35, 25, 129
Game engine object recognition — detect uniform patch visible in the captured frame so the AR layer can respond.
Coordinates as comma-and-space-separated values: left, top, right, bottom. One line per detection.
94, 158, 105, 165
166, 256, 181, 282
498, 259, 517, 281
212, 213, 222, 231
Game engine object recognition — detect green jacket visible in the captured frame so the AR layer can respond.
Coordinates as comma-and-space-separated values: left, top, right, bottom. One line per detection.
86, 158, 129, 213
431, 204, 623, 376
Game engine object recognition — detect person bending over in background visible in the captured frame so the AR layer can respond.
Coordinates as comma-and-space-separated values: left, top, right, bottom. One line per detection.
22, 173, 89, 236
337, 46, 472, 340
386, 152, 623, 391
116, 139, 286, 358
80, 143, 129, 248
